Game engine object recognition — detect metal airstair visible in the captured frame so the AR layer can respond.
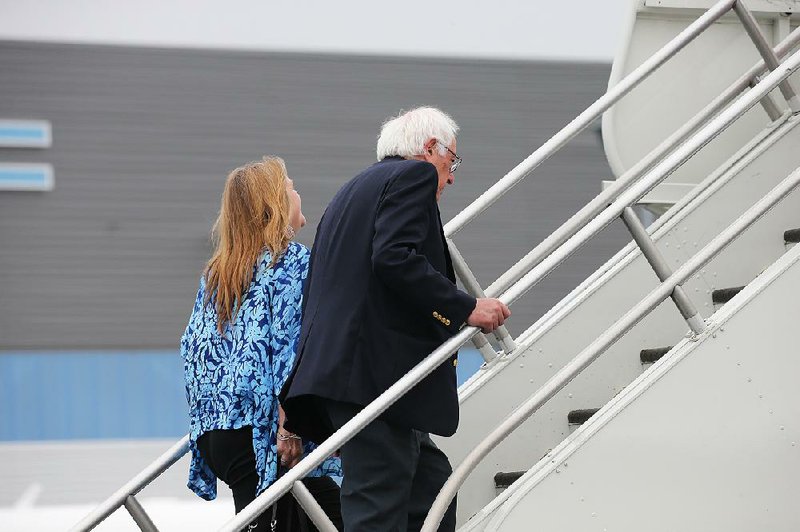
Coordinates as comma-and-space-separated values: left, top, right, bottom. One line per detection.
72, 1, 800, 530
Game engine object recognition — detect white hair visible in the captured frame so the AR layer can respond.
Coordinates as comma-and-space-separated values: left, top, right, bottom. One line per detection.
376, 106, 459, 161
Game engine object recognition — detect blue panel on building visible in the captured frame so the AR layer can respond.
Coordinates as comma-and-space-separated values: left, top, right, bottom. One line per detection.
0, 348, 483, 441
0, 119, 51, 147
0, 351, 187, 441
0, 163, 53, 190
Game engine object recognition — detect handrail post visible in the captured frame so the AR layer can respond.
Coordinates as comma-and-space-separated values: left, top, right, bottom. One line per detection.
447, 239, 516, 355
124, 495, 159, 532
471, 329, 499, 364
749, 74, 785, 121
620, 207, 706, 335
290, 480, 339, 532
733, 0, 800, 112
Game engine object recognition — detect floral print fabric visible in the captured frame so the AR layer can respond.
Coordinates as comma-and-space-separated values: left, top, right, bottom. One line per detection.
181, 241, 341, 500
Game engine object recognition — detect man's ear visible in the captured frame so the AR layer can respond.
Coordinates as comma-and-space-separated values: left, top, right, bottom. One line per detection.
423, 138, 437, 155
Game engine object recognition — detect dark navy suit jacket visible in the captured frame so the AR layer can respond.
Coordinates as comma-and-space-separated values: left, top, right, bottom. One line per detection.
280, 157, 477, 443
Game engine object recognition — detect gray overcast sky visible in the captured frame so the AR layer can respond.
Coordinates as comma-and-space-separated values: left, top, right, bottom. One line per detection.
0, 0, 632, 61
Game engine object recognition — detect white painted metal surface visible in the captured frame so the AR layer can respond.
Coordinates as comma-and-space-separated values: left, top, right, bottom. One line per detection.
472, 231, 800, 532
603, 0, 799, 201
646, 0, 800, 11
441, 114, 800, 525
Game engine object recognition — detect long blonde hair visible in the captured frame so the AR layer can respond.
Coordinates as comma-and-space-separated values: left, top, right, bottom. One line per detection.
205, 157, 292, 332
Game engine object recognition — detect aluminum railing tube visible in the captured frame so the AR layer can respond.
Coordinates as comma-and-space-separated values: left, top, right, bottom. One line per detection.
443, 0, 736, 238
487, 47, 800, 320
290, 481, 339, 532
620, 206, 706, 335
733, 0, 800, 111
420, 165, 800, 532
123, 495, 159, 532
70, 435, 190, 532
485, 24, 800, 299
447, 238, 516, 357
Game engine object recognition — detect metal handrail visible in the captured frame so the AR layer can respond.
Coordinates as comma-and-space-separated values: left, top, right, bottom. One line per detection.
503, 26, 800, 351
222, 35, 800, 532
449, 0, 760, 363
69, 432, 339, 532
443, 0, 736, 239
70, 435, 190, 531
219, 327, 481, 530
421, 165, 800, 531
477, 46, 800, 329
291, 481, 338, 532
484, 23, 800, 299
733, 0, 800, 111
447, 238, 516, 360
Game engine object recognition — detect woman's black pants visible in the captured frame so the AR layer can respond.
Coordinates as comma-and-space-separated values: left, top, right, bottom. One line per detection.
197, 426, 343, 531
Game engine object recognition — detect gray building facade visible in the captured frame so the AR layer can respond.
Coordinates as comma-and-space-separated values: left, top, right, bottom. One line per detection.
0, 41, 628, 351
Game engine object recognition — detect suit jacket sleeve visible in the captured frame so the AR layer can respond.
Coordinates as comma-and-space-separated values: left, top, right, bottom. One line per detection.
371, 163, 476, 334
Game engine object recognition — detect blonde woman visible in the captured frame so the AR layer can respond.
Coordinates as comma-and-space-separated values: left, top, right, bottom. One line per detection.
181, 157, 342, 531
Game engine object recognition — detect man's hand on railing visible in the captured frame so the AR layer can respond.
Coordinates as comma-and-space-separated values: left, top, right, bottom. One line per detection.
467, 298, 511, 333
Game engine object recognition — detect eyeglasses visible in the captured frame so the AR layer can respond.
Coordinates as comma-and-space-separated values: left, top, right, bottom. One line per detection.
438, 141, 462, 173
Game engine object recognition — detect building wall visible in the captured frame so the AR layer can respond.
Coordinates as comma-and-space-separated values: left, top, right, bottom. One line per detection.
0, 41, 628, 350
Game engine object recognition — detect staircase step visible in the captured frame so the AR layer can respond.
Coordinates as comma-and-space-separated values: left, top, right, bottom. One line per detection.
785, 229, 800, 243
712, 286, 745, 305
494, 471, 525, 489
568, 408, 600, 425
640, 346, 673, 364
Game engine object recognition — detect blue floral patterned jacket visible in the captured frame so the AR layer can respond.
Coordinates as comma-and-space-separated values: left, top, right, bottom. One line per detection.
181, 241, 341, 500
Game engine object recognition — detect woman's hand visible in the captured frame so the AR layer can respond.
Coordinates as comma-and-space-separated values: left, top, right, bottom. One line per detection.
277, 404, 302, 468
277, 430, 303, 468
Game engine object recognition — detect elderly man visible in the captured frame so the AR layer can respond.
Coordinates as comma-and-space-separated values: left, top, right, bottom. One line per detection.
281, 106, 509, 531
